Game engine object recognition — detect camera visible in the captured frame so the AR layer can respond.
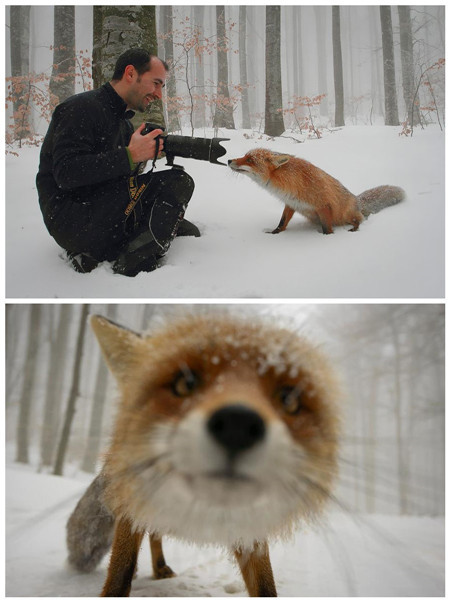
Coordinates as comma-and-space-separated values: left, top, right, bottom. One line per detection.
142, 123, 229, 167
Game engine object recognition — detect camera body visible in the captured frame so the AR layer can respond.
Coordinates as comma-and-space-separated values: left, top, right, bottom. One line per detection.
142, 123, 229, 166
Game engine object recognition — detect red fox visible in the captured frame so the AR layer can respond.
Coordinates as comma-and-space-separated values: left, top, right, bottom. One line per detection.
66, 312, 340, 597
228, 148, 405, 234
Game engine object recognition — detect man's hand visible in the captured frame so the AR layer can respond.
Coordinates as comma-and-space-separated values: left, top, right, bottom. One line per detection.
127, 123, 164, 163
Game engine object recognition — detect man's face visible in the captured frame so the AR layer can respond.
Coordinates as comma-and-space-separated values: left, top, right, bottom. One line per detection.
126, 59, 166, 112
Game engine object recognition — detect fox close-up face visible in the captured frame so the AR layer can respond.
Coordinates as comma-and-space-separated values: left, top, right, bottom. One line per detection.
84, 312, 340, 596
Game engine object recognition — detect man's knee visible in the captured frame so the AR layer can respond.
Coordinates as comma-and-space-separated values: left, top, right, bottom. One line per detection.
167, 169, 195, 199
153, 168, 194, 200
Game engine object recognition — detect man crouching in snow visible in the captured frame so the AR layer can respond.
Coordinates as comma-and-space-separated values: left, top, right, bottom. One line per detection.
36, 48, 199, 277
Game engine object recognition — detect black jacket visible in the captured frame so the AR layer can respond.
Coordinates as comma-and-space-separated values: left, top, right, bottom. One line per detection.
36, 83, 134, 230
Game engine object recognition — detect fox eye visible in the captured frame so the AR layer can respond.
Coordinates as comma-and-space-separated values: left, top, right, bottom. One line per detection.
275, 385, 304, 415
171, 369, 200, 397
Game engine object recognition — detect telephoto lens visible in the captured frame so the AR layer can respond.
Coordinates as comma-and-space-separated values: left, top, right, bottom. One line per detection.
142, 123, 229, 165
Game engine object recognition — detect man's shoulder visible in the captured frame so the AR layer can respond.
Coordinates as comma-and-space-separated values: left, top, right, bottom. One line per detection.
57, 85, 108, 112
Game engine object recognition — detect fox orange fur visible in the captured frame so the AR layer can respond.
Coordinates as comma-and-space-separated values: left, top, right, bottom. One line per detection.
228, 148, 405, 234
66, 312, 341, 597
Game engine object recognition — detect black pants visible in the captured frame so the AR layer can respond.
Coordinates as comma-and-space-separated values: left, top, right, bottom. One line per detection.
50, 168, 195, 262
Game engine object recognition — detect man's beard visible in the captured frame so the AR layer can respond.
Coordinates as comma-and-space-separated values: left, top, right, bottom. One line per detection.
129, 92, 154, 113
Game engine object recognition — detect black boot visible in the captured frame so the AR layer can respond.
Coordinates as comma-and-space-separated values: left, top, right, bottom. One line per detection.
176, 218, 201, 237
112, 231, 163, 277
66, 251, 100, 273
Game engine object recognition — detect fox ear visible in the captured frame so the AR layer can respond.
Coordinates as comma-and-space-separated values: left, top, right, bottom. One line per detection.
272, 154, 291, 168
90, 315, 145, 383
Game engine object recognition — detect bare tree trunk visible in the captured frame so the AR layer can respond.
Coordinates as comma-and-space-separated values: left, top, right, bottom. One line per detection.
332, 6, 345, 126
157, 6, 164, 57
365, 370, 379, 513
53, 305, 90, 476
193, 6, 206, 129
16, 305, 41, 464
161, 5, 180, 132
92, 6, 103, 90
346, 7, 355, 108
140, 305, 157, 330
264, 6, 284, 136
246, 7, 259, 127
6, 305, 21, 403
391, 322, 408, 514
40, 305, 72, 468
81, 305, 117, 473
9, 5, 31, 139
292, 7, 304, 97
314, 7, 329, 116
380, 6, 400, 125
49, 6, 76, 104
369, 6, 384, 121
398, 6, 420, 126
10, 6, 30, 80
239, 6, 251, 129
213, 6, 235, 129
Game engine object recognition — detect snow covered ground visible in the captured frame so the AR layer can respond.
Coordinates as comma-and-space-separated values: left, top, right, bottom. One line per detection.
6, 125, 444, 299
6, 463, 444, 597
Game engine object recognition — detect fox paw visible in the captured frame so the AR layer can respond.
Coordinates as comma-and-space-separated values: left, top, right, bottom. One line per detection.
154, 565, 176, 580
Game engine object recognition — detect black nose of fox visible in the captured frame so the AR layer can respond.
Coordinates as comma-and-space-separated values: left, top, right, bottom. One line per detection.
227, 159, 232, 165
207, 404, 266, 455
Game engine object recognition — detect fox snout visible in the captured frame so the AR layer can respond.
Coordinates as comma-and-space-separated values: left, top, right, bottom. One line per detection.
171, 384, 276, 490
207, 404, 266, 458
228, 157, 251, 172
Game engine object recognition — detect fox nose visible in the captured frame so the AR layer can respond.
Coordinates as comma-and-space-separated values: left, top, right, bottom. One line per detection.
207, 404, 266, 456
227, 159, 232, 165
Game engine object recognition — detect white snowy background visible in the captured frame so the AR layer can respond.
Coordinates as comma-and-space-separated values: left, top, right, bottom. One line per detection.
6, 125, 445, 299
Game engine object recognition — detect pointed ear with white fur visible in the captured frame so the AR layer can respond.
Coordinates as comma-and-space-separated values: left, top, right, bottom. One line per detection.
90, 315, 146, 385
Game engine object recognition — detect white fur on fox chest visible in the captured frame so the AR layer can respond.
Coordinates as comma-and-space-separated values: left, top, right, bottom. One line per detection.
250, 172, 314, 216
114, 413, 312, 550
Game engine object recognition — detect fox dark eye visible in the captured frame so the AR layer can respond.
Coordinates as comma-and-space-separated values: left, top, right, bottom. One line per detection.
171, 369, 200, 397
276, 385, 304, 415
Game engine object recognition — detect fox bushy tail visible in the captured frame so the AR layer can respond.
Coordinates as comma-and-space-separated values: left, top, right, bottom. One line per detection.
357, 185, 405, 218
66, 473, 115, 572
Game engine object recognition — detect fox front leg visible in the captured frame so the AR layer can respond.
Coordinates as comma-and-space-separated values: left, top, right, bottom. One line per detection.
101, 518, 144, 597
269, 205, 294, 234
149, 534, 176, 580
234, 541, 277, 597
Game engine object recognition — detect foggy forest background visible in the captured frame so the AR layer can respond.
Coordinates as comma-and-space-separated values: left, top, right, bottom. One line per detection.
6, 304, 445, 518
5, 4, 445, 149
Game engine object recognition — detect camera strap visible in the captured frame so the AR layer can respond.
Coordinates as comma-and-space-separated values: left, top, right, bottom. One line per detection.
150, 136, 161, 172
125, 175, 149, 218
125, 135, 163, 217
